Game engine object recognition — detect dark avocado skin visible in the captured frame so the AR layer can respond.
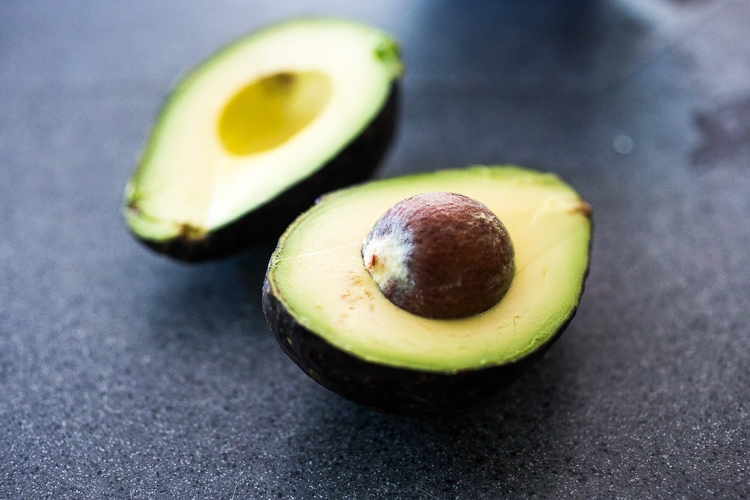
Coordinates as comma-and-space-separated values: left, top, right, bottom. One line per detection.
134, 84, 399, 262
262, 275, 582, 416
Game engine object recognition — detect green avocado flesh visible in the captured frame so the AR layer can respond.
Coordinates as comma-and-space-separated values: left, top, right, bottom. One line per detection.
123, 18, 401, 253
266, 166, 592, 373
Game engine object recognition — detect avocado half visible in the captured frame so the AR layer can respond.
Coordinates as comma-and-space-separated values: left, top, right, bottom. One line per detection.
124, 18, 402, 261
263, 166, 593, 415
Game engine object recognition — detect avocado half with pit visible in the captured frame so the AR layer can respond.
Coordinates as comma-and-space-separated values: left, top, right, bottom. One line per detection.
124, 19, 402, 261
262, 166, 593, 415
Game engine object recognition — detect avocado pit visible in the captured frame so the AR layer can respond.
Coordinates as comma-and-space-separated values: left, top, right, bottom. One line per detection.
362, 192, 515, 319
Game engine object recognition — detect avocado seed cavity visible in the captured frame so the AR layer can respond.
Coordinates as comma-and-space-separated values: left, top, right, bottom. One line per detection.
218, 71, 332, 156
362, 192, 515, 319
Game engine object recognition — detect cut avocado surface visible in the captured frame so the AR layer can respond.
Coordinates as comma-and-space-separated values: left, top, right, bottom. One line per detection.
124, 18, 402, 261
263, 166, 592, 414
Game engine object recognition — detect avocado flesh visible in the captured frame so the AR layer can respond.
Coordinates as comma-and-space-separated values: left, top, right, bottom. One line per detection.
266, 166, 592, 375
124, 19, 402, 260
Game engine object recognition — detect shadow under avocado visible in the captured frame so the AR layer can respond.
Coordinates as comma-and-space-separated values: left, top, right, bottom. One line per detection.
135, 241, 277, 346
279, 330, 582, 498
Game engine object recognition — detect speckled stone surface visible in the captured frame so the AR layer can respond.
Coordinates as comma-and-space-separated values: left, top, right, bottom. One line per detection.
1, 1, 749, 498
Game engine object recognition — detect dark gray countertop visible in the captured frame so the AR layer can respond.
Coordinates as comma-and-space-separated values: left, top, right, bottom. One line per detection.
2, 1, 748, 498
